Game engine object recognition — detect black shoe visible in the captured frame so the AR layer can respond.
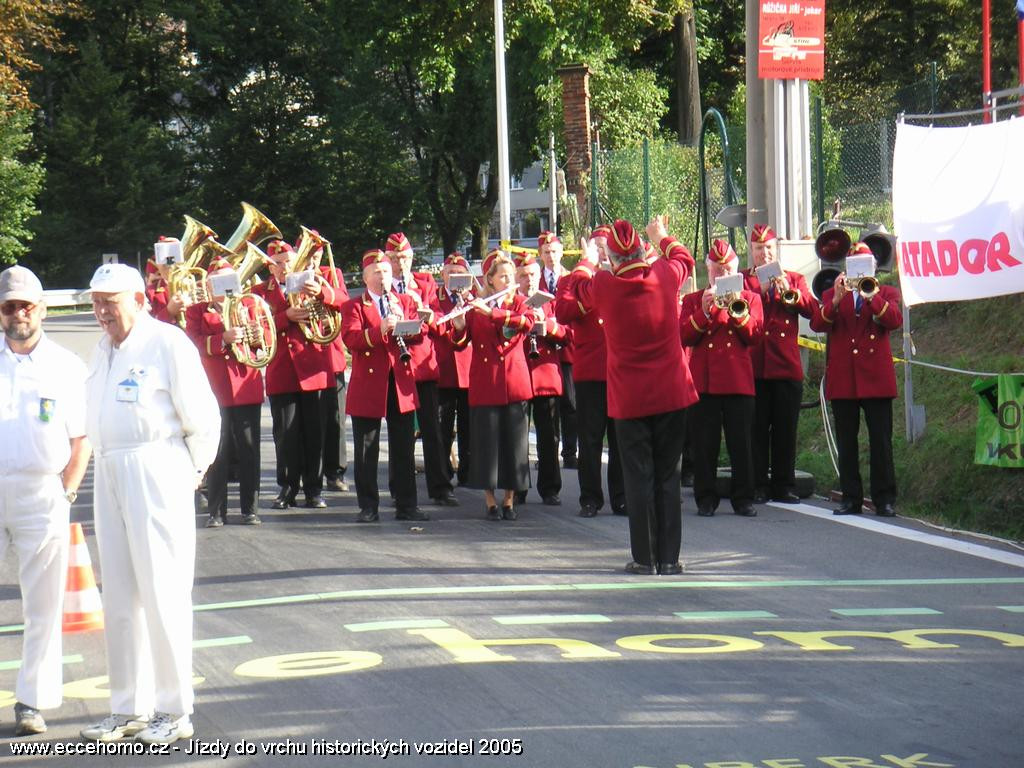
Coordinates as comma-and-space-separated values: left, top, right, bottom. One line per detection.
658, 562, 684, 576
753, 489, 768, 504
624, 561, 655, 575
697, 503, 715, 517
771, 491, 801, 503
356, 509, 379, 523
431, 491, 459, 507
204, 514, 223, 528
13, 702, 46, 736
542, 494, 561, 506
680, 471, 694, 488
834, 501, 863, 515
733, 505, 758, 517
562, 456, 578, 469
396, 508, 430, 521
241, 513, 262, 525
305, 496, 327, 509
502, 505, 517, 521
578, 504, 598, 518
611, 503, 627, 516
513, 490, 527, 505
486, 505, 502, 521
271, 487, 298, 510
875, 503, 896, 517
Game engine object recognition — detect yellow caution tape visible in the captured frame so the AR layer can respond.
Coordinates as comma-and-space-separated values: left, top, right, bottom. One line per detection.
499, 240, 581, 257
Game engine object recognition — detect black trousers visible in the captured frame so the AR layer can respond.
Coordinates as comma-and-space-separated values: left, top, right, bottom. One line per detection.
351, 374, 418, 514
269, 389, 329, 497
416, 380, 452, 498
615, 408, 687, 568
752, 378, 803, 496
575, 380, 624, 511
691, 393, 756, 511
207, 403, 261, 519
831, 397, 897, 507
558, 362, 578, 461
439, 386, 471, 485
323, 373, 349, 481
531, 395, 562, 498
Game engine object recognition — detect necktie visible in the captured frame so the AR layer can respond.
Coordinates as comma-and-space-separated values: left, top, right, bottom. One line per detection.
396, 279, 405, 295
855, 294, 863, 314
379, 296, 388, 318
547, 271, 556, 293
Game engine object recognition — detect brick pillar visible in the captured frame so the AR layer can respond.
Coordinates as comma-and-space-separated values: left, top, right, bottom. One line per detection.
557, 64, 592, 220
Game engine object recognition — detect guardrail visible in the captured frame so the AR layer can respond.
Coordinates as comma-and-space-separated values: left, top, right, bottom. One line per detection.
42, 289, 92, 308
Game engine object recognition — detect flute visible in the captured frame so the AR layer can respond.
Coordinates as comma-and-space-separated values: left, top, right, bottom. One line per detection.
435, 286, 516, 325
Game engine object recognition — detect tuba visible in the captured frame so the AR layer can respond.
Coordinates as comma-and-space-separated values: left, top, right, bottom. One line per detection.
287, 226, 342, 344
168, 216, 220, 327
221, 242, 277, 368
224, 202, 283, 256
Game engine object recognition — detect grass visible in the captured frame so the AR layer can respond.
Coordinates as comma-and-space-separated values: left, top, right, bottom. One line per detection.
793, 291, 1024, 541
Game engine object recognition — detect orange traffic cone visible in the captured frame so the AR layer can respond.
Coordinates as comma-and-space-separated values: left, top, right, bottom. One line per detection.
63, 522, 104, 633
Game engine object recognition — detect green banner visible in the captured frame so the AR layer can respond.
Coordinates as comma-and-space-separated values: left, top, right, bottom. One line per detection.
973, 374, 1024, 468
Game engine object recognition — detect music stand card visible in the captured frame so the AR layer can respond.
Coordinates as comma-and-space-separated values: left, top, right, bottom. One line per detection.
393, 319, 422, 337
845, 255, 875, 281
447, 273, 473, 291
525, 290, 555, 308
713, 274, 744, 297
285, 270, 314, 295
209, 272, 242, 297
754, 261, 784, 284
416, 307, 434, 322
154, 240, 183, 265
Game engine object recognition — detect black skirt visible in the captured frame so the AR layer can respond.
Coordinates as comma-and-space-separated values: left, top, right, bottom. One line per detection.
467, 402, 531, 492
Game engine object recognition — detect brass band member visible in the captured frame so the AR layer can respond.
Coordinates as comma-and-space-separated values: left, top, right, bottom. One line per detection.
341, 250, 427, 523
450, 250, 536, 520
679, 239, 764, 518
435, 253, 474, 486
514, 251, 568, 506
385, 233, 458, 506
809, 242, 903, 517
147, 236, 193, 326
537, 231, 577, 468
183, 258, 264, 527
741, 224, 815, 503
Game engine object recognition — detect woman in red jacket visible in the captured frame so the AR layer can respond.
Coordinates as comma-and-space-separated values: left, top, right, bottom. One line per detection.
450, 250, 536, 520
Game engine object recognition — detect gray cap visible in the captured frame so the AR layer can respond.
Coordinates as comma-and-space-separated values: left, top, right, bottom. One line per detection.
0, 265, 44, 304
89, 263, 146, 296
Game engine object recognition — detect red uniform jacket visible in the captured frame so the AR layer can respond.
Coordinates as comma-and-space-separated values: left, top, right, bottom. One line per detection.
524, 298, 569, 397
341, 291, 423, 418
742, 268, 814, 381
451, 293, 536, 407
809, 284, 903, 400
146, 279, 177, 325
435, 290, 473, 389
542, 266, 574, 366
394, 271, 441, 383
183, 302, 265, 407
252, 276, 344, 395
679, 286, 764, 396
569, 237, 699, 419
318, 266, 350, 375
555, 268, 607, 382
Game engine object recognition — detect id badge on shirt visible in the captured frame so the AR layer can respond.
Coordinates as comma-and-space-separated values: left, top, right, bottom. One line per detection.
116, 377, 140, 403
39, 397, 56, 422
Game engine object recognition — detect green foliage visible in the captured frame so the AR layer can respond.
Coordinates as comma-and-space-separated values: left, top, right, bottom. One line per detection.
0, 106, 44, 264
590, 64, 668, 149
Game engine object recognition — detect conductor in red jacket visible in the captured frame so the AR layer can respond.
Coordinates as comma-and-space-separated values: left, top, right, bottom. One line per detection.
809, 242, 903, 517
341, 250, 427, 523
679, 239, 764, 518
568, 217, 699, 575
741, 224, 815, 504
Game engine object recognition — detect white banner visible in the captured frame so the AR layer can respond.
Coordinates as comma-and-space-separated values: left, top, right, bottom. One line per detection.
892, 119, 1024, 306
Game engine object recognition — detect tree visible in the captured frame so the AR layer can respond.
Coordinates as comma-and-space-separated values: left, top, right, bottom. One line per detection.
0, 106, 45, 264
0, 0, 78, 110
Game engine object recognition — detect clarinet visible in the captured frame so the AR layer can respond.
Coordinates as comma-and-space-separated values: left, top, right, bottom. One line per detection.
389, 295, 412, 363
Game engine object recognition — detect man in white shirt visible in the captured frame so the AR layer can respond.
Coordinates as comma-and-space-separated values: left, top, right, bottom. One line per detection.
0, 266, 91, 736
79, 264, 220, 745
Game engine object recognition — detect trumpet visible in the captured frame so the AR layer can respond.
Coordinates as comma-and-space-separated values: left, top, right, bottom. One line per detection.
715, 293, 750, 321
221, 243, 277, 369
854, 275, 879, 299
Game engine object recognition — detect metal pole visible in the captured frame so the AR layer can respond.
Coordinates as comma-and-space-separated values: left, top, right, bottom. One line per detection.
590, 140, 599, 229
493, 0, 511, 242
929, 61, 937, 114
745, 0, 767, 231
814, 94, 825, 225
548, 132, 558, 233
642, 138, 651, 223
799, 80, 813, 239
982, 0, 992, 123
1019, 18, 1024, 116
879, 119, 890, 194
772, 80, 787, 238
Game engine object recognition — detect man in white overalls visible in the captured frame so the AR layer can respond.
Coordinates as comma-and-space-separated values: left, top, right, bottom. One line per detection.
80, 264, 219, 745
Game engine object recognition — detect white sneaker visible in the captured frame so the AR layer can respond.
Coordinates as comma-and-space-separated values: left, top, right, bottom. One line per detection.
134, 712, 193, 744
80, 714, 149, 742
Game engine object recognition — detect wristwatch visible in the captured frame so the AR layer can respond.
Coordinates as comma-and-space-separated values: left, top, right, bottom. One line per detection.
64, 488, 78, 504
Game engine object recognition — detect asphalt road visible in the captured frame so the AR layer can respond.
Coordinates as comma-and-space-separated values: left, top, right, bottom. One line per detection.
1, 313, 1022, 767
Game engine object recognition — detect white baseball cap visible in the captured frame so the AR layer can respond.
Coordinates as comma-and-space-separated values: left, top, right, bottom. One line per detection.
89, 263, 146, 295
0, 265, 44, 304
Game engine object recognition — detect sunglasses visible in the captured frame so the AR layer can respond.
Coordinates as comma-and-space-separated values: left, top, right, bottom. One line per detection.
0, 301, 37, 316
